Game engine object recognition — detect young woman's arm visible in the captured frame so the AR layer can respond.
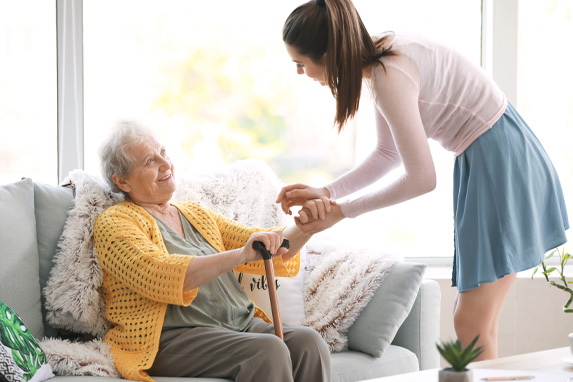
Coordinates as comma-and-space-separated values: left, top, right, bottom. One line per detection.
293, 57, 436, 233
276, 96, 401, 215
325, 110, 402, 199
339, 57, 436, 218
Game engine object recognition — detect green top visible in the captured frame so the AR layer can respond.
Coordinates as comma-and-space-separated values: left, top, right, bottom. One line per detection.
154, 211, 254, 331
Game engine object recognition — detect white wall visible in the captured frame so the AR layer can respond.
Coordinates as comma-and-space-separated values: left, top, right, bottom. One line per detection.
430, 273, 573, 366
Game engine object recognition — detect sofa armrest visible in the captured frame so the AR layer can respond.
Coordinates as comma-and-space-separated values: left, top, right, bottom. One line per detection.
392, 279, 441, 370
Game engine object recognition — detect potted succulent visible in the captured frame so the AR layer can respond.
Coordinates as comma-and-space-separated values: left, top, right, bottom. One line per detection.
436, 335, 484, 382
531, 247, 572, 313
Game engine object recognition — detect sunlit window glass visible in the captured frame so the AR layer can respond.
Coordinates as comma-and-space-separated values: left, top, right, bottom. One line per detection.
0, 1, 57, 185
517, 0, 573, 245
83, 0, 481, 256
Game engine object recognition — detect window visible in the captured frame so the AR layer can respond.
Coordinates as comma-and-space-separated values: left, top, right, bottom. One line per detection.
0, 1, 57, 185
83, 0, 347, 182
82, 0, 481, 257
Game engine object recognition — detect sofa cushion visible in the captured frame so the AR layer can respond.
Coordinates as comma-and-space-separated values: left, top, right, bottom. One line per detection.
33, 182, 74, 338
48, 378, 230, 382
392, 279, 441, 370
0, 179, 44, 338
302, 239, 395, 352
330, 346, 419, 382
0, 300, 54, 382
346, 262, 427, 357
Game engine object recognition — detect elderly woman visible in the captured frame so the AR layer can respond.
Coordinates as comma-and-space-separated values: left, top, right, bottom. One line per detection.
93, 121, 331, 382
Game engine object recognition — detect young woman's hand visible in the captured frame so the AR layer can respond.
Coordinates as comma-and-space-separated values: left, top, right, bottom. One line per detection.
276, 183, 331, 215
241, 230, 289, 262
295, 203, 345, 234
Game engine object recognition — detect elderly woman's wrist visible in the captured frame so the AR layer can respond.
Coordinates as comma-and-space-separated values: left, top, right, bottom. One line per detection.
237, 247, 249, 264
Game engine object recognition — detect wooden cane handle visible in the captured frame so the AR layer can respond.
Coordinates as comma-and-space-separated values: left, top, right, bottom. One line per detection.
252, 240, 289, 340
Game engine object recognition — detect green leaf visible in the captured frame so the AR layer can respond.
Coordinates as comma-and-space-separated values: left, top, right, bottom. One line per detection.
545, 249, 558, 260
436, 335, 483, 372
538, 247, 573, 306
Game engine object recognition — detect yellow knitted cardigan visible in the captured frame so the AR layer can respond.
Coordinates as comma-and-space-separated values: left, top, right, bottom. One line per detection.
93, 200, 300, 382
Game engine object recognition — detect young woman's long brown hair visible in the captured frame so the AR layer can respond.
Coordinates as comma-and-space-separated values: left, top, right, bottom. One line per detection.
283, 0, 395, 132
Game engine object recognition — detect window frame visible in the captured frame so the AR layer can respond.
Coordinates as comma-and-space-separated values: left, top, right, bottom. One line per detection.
57, 0, 84, 182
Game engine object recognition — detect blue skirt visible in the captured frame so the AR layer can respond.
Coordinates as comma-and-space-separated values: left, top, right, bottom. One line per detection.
452, 102, 569, 292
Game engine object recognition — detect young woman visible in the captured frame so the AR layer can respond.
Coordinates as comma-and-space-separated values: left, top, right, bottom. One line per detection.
277, 0, 569, 360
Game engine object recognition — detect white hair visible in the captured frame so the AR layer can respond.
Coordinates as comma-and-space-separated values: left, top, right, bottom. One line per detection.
99, 120, 152, 193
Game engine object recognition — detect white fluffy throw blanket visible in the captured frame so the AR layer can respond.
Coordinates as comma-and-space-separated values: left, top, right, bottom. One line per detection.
43, 170, 123, 338
302, 238, 394, 352
40, 160, 395, 376
172, 159, 287, 228
40, 339, 120, 378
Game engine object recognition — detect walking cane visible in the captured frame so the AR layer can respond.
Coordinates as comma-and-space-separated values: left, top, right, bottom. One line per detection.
252, 239, 290, 341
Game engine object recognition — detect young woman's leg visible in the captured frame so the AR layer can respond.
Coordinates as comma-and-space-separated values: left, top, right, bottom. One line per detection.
452, 103, 568, 360
453, 273, 516, 360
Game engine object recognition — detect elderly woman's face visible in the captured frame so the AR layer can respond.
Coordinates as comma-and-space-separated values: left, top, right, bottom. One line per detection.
114, 134, 176, 205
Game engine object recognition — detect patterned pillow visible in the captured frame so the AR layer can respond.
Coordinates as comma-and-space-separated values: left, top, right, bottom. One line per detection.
0, 301, 54, 382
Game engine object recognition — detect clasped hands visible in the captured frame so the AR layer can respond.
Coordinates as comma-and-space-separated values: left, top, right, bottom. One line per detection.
276, 183, 344, 234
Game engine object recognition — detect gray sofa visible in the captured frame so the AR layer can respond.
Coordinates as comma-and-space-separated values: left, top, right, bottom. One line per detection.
0, 165, 440, 382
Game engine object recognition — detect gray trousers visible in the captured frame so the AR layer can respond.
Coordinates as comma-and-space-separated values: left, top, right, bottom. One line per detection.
148, 318, 331, 382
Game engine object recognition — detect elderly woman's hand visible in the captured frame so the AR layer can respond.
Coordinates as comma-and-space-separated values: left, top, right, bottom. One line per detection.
241, 230, 289, 262
296, 197, 334, 224
295, 201, 344, 235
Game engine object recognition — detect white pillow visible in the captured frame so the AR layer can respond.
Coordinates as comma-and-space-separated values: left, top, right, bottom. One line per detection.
238, 246, 306, 325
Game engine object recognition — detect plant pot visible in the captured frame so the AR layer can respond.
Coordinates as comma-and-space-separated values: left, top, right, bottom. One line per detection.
438, 367, 473, 382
